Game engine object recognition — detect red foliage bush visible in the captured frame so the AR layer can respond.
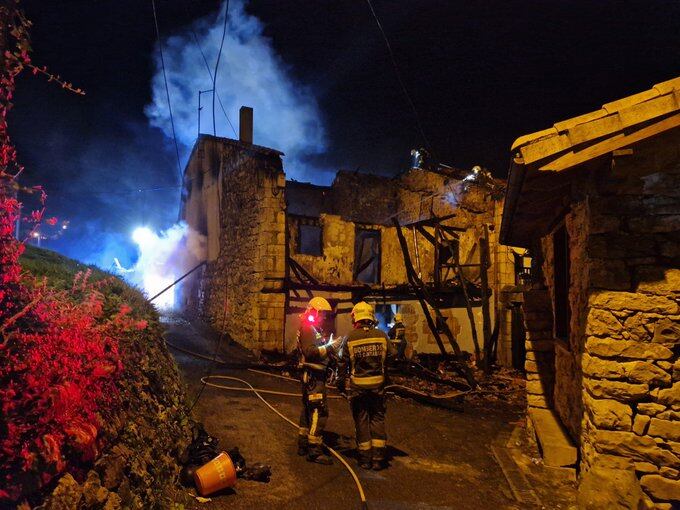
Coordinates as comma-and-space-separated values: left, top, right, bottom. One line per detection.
0, 273, 135, 500
0, 2, 137, 503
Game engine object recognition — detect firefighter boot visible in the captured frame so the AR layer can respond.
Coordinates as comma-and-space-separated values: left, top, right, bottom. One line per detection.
307, 452, 333, 465
357, 444, 372, 470
307, 444, 333, 465
372, 447, 386, 471
297, 427, 309, 456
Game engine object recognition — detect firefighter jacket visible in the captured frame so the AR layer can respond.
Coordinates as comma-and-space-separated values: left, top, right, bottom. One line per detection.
337, 325, 393, 391
298, 322, 330, 372
388, 321, 407, 358
388, 321, 405, 341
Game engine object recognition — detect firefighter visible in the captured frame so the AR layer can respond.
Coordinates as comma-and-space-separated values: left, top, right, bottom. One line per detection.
297, 296, 341, 465
337, 301, 394, 471
388, 313, 407, 361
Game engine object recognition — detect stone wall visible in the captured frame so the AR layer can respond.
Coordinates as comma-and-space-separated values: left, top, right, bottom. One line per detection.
523, 286, 556, 410
287, 168, 517, 364
578, 131, 680, 508
289, 214, 356, 284
327, 171, 397, 224
491, 200, 522, 368
289, 213, 438, 287
527, 129, 680, 508
183, 137, 287, 351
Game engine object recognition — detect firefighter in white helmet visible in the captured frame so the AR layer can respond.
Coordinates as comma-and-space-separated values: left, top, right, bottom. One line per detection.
296, 296, 341, 464
337, 301, 395, 470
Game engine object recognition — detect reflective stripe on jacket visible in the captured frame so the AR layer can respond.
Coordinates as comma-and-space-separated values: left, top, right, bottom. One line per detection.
338, 326, 391, 390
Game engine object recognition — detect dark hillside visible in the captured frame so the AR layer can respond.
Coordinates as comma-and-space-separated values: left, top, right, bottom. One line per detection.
13, 246, 193, 509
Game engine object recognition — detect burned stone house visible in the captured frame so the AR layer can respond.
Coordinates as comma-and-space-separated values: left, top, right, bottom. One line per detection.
501, 77, 680, 507
179, 108, 521, 367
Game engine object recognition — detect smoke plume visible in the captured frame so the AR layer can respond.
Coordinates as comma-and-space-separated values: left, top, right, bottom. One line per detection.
145, 0, 331, 183
129, 222, 206, 309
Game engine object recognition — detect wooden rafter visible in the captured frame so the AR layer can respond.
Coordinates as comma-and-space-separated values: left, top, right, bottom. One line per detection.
393, 217, 477, 388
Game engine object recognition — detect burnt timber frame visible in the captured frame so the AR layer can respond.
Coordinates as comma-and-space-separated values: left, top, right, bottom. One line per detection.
393, 217, 477, 388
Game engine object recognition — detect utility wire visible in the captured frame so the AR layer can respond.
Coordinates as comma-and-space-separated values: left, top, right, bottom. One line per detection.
151, 0, 184, 184
212, 0, 230, 136
185, 3, 238, 138
365, 0, 434, 156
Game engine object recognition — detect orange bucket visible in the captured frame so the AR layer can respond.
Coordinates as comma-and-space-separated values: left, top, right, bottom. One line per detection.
194, 452, 237, 496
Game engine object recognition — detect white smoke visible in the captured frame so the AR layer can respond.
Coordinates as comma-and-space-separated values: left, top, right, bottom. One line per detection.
145, 0, 330, 182
129, 222, 206, 309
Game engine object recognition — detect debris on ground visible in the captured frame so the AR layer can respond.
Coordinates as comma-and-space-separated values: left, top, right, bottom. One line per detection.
256, 349, 526, 411
180, 421, 272, 498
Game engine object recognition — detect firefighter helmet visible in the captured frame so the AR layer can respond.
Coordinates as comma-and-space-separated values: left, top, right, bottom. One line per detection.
308, 296, 332, 312
351, 301, 375, 324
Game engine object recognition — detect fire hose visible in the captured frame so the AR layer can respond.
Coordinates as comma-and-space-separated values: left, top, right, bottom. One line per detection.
166, 341, 472, 509
167, 341, 470, 401
199, 374, 367, 509
166, 341, 366, 508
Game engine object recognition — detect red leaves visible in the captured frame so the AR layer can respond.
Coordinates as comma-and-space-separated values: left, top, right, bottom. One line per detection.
0, 275, 127, 501
0, 3, 99, 502
45, 216, 57, 225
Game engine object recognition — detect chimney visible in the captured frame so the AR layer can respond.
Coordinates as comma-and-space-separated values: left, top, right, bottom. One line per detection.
239, 106, 253, 144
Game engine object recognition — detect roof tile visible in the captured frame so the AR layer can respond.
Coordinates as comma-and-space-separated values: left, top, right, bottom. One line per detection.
602, 88, 659, 115
510, 76, 680, 164
617, 92, 679, 129
653, 76, 680, 94
553, 109, 608, 133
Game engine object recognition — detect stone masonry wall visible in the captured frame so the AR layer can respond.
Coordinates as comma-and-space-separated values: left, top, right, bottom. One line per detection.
200, 141, 286, 351
555, 201, 589, 442
577, 130, 680, 508
523, 285, 556, 411
289, 213, 437, 287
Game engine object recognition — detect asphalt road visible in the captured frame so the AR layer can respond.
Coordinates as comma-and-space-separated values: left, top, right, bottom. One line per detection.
164, 317, 575, 510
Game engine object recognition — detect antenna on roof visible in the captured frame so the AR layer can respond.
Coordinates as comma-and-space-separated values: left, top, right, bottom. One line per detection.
197, 89, 214, 138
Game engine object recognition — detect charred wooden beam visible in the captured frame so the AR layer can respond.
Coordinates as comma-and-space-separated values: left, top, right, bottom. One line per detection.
288, 257, 319, 285
439, 224, 465, 235
443, 237, 481, 363
415, 224, 437, 246
480, 225, 493, 374
404, 212, 458, 228
393, 217, 477, 388
285, 279, 368, 293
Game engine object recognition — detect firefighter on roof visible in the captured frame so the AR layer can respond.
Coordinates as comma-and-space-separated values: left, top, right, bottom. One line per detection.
337, 301, 395, 471
296, 296, 340, 465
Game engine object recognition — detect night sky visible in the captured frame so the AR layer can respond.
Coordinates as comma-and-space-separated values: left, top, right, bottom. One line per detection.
11, 0, 680, 267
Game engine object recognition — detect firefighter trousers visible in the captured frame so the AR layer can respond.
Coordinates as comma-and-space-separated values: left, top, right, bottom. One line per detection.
350, 390, 386, 462
298, 370, 328, 456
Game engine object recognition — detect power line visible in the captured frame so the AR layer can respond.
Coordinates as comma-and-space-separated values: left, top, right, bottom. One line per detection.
365, 0, 434, 156
185, 3, 238, 138
151, 0, 184, 184
213, 0, 230, 136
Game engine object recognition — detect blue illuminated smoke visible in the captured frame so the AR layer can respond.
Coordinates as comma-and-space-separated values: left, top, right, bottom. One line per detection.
145, 0, 331, 183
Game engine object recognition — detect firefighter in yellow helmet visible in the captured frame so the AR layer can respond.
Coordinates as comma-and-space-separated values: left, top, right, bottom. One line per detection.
337, 301, 395, 470
296, 296, 340, 464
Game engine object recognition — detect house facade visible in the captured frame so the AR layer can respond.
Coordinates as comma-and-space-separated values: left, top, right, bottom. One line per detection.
179, 112, 521, 369
501, 77, 680, 507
